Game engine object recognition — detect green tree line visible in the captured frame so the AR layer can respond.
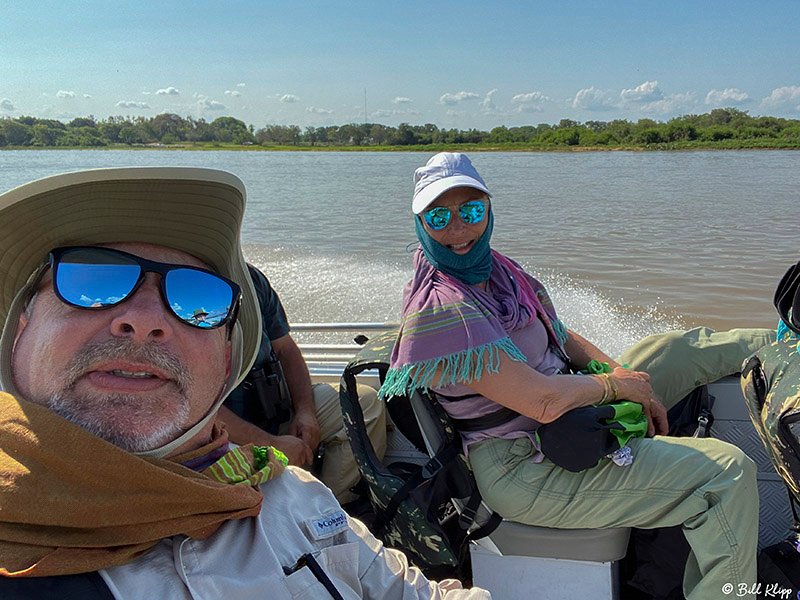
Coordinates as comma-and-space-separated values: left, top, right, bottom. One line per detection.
2, 108, 800, 149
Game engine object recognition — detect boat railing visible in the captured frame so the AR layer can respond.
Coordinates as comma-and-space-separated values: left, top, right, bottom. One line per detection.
294, 322, 398, 384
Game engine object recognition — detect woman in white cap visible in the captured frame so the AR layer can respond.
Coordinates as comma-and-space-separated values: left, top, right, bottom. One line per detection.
379, 152, 758, 600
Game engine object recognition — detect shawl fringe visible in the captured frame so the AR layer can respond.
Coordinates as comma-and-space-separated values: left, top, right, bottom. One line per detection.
550, 316, 568, 345
380, 336, 526, 399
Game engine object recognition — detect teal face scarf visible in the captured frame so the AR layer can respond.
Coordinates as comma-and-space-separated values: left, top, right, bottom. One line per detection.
414, 210, 494, 285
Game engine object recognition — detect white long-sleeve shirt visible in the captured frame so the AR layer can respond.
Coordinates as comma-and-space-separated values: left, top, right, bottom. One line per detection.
100, 467, 490, 600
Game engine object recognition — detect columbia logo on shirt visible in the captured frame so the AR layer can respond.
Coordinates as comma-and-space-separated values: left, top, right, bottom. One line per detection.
306, 510, 349, 540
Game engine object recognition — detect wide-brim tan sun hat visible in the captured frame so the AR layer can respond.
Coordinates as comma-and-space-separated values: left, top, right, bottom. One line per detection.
0, 166, 260, 405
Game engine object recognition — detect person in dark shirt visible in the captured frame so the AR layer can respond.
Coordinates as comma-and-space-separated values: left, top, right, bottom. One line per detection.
219, 264, 386, 504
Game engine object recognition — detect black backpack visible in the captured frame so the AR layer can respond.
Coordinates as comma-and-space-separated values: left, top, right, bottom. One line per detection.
339, 330, 501, 583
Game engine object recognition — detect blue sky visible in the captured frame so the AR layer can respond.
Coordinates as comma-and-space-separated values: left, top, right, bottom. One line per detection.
2, 0, 799, 130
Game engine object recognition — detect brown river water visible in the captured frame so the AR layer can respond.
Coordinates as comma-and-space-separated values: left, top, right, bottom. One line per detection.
2, 149, 797, 357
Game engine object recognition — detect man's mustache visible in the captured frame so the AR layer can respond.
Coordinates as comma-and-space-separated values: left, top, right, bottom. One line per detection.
61, 339, 191, 394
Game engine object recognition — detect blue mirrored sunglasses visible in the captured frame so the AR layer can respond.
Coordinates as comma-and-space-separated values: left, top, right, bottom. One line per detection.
422, 200, 487, 230
47, 246, 241, 329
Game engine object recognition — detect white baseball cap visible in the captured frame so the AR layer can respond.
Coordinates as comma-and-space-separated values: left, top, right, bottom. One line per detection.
412, 152, 490, 214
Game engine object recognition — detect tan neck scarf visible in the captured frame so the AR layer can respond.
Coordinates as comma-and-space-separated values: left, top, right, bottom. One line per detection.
0, 392, 285, 578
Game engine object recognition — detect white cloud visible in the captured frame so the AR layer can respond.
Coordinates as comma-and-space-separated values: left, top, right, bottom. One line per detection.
705, 88, 750, 106
373, 109, 401, 117
116, 100, 150, 109
56, 90, 76, 99
571, 87, 616, 111
512, 91, 550, 112
392, 96, 412, 104
225, 90, 241, 97
307, 106, 333, 114
439, 91, 480, 105
197, 97, 226, 111
156, 86, 180, 96
83, 94, 91, 99
280, 94, 300, 103
613, 81, 696, 114
0, 98, 16, 111
372, 108, 421, 118
639, 92, 696, 115
236, 82, 246, 88
620, 80, 664, 104
761, 86, 800, 111
142, 91, 151, 95
480, 89, 499, 112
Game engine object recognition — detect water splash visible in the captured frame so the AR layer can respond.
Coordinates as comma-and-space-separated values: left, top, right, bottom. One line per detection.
244, 244, 409, 344
244, 245, 684, 355
529, 267, 685, 358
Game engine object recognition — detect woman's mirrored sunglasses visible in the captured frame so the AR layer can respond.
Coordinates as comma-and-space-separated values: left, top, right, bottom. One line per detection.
47, 246, 241, 330
422, 200, 487, 230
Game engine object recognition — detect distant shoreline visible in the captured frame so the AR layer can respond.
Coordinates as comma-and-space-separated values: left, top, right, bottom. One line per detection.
3, 108, 799, 152
3, 142, 800, 152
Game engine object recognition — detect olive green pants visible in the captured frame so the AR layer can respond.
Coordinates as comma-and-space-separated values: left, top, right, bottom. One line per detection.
468, 434, 758, 600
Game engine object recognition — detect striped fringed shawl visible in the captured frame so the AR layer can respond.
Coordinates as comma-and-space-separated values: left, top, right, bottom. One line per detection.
381, 249, 567, 399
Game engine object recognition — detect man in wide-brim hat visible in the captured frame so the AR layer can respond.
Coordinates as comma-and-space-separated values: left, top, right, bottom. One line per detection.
0, 167, 487, 599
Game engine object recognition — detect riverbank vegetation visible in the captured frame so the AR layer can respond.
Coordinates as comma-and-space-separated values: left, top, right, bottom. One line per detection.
2, 108, 800, 150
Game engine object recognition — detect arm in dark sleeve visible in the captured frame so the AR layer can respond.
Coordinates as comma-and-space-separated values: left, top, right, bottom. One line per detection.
247, 263, 290, 341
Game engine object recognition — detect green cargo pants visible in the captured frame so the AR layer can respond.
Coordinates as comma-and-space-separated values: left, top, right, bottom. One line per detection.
468, 434, 758, 600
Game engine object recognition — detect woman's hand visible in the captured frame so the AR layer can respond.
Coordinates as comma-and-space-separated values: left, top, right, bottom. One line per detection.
610, 367, 669, 436
465, 353, 670, 434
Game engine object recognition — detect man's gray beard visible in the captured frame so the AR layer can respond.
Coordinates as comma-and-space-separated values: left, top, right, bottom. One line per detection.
48, 339, 193, 453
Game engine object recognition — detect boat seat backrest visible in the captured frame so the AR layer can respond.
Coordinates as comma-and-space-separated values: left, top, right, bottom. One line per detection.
407, 390, 498, 529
